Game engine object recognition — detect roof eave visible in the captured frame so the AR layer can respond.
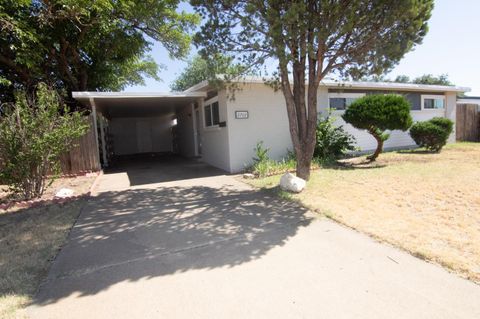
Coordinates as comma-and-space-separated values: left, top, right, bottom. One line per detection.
71, 91, 207, 99
203, 75, 470, 93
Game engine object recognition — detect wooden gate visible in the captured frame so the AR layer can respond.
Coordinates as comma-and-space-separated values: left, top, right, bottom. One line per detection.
59, 115, 101, 175
456, 104, 480, 142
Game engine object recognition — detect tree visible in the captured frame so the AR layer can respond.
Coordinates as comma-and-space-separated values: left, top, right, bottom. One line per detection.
0, 0, 199, 106
342, 94, 412, 161
394, 75, 411, 83
171, 54, 245, 91
192, 0, 433, 180
412, 74, 452, 86
0, 84, 89, 199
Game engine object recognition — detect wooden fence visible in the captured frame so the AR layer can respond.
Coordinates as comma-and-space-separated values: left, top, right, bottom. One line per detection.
456, 104, 480, 142
59, 115, 101, 175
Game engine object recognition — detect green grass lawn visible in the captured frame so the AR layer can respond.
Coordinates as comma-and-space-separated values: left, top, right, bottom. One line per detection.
0, 200, 86, 319
247, 143, 480, 283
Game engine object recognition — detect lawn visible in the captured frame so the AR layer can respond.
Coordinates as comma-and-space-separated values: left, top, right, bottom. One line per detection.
0, 174, 96, 318
0, 200, 86, 319
247, 143, 480, 283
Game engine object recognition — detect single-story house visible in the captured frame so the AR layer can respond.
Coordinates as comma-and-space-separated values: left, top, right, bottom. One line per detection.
73, 77, 470, 173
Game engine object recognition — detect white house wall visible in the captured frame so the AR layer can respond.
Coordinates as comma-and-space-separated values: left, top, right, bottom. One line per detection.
226, 83, 293, 173
199, 90, 231, 171
330, 109, 445, 152
445, 92, 457, 143
221, 83, 458, 173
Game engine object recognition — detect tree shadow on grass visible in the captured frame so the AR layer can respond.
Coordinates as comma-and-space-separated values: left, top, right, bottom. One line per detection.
31, 184, 312, 306
329, 160, 387, 170
396, 149, 434, 155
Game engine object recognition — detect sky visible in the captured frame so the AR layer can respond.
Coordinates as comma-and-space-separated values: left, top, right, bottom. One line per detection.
124, 0, 480, 96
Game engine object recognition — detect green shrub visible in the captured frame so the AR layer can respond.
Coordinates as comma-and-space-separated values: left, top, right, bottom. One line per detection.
249, 142, 300, 177
250, 141, 272, 177
409, 117, 453, 152
0, 84, 89, 199
342, 94, 412, 161
252, 140, 269, 163
429, 117, 454, 134
314, 115, 356, 162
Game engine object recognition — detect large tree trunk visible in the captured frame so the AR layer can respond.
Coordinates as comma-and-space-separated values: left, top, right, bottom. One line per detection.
296, 150, 313, 180
277, 61, 318, 181
367, 131, 384, 161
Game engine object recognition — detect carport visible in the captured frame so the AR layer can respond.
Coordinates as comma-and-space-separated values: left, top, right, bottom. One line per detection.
72, 92, 206, 168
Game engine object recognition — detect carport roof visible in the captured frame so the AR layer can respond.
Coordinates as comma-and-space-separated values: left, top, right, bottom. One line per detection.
72, 91, 206, 101
72, 91, 207, 118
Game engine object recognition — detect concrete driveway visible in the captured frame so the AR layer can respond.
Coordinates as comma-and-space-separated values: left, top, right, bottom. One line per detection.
29, 157, 480, 318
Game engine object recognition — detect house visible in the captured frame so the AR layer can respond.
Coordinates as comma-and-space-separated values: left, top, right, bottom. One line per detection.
73, 77, 469, 173
457, 96, 480, 105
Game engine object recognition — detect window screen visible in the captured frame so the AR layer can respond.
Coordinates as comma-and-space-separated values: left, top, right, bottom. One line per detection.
329, 98, 346, 110
212, 102, 220, 125
204, 104, 212, 126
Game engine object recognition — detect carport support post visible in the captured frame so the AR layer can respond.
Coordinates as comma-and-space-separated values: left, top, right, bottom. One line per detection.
89, 98, 103, 170
98, 114, 108, 167
192, 102, 198, 156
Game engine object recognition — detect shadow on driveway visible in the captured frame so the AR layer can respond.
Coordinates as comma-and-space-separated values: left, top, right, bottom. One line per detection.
104, 154, 226, 187
33, 184, 312, 305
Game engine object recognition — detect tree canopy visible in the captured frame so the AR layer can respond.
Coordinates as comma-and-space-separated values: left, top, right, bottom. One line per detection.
362, 73, 453, 86
171, 55, 245, 92
192, 0, 433, 179
0, 0, 199, 104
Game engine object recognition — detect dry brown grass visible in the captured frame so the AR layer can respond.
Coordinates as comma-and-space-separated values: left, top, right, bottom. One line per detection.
0, 174, 96, 318
0, 201, 86, 319
248, 143, 480, 283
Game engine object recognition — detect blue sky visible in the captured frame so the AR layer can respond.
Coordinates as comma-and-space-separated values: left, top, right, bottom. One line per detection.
125, 0, 480, 96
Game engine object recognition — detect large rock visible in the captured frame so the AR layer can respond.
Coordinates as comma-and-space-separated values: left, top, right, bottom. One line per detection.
279, 172, 306, 193
55, 188, 74, 198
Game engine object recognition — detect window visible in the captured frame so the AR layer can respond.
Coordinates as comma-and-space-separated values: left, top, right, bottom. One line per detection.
422, 95, 445, 110
328, 93, 365, 110
204, 101, 220, 127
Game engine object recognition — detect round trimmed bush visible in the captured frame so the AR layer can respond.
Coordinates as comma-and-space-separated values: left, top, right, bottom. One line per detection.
429, 117, 454, 134
409, 117, 453, 152
342, 94, 412, 161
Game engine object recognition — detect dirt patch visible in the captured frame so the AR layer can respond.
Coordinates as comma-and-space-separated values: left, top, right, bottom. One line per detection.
0, 173, 98, 212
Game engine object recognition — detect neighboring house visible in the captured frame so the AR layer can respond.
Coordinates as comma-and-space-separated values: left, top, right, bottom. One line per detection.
73, 77, 469, 173
457, 96, 480, 105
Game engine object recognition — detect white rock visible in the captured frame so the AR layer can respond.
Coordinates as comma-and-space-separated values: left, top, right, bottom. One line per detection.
243, 173, 255, 179
55, 188, 74, 198
279, 173, 306, 193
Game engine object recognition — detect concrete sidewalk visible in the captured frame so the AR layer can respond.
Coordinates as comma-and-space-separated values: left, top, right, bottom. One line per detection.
29, 162, 480, 318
